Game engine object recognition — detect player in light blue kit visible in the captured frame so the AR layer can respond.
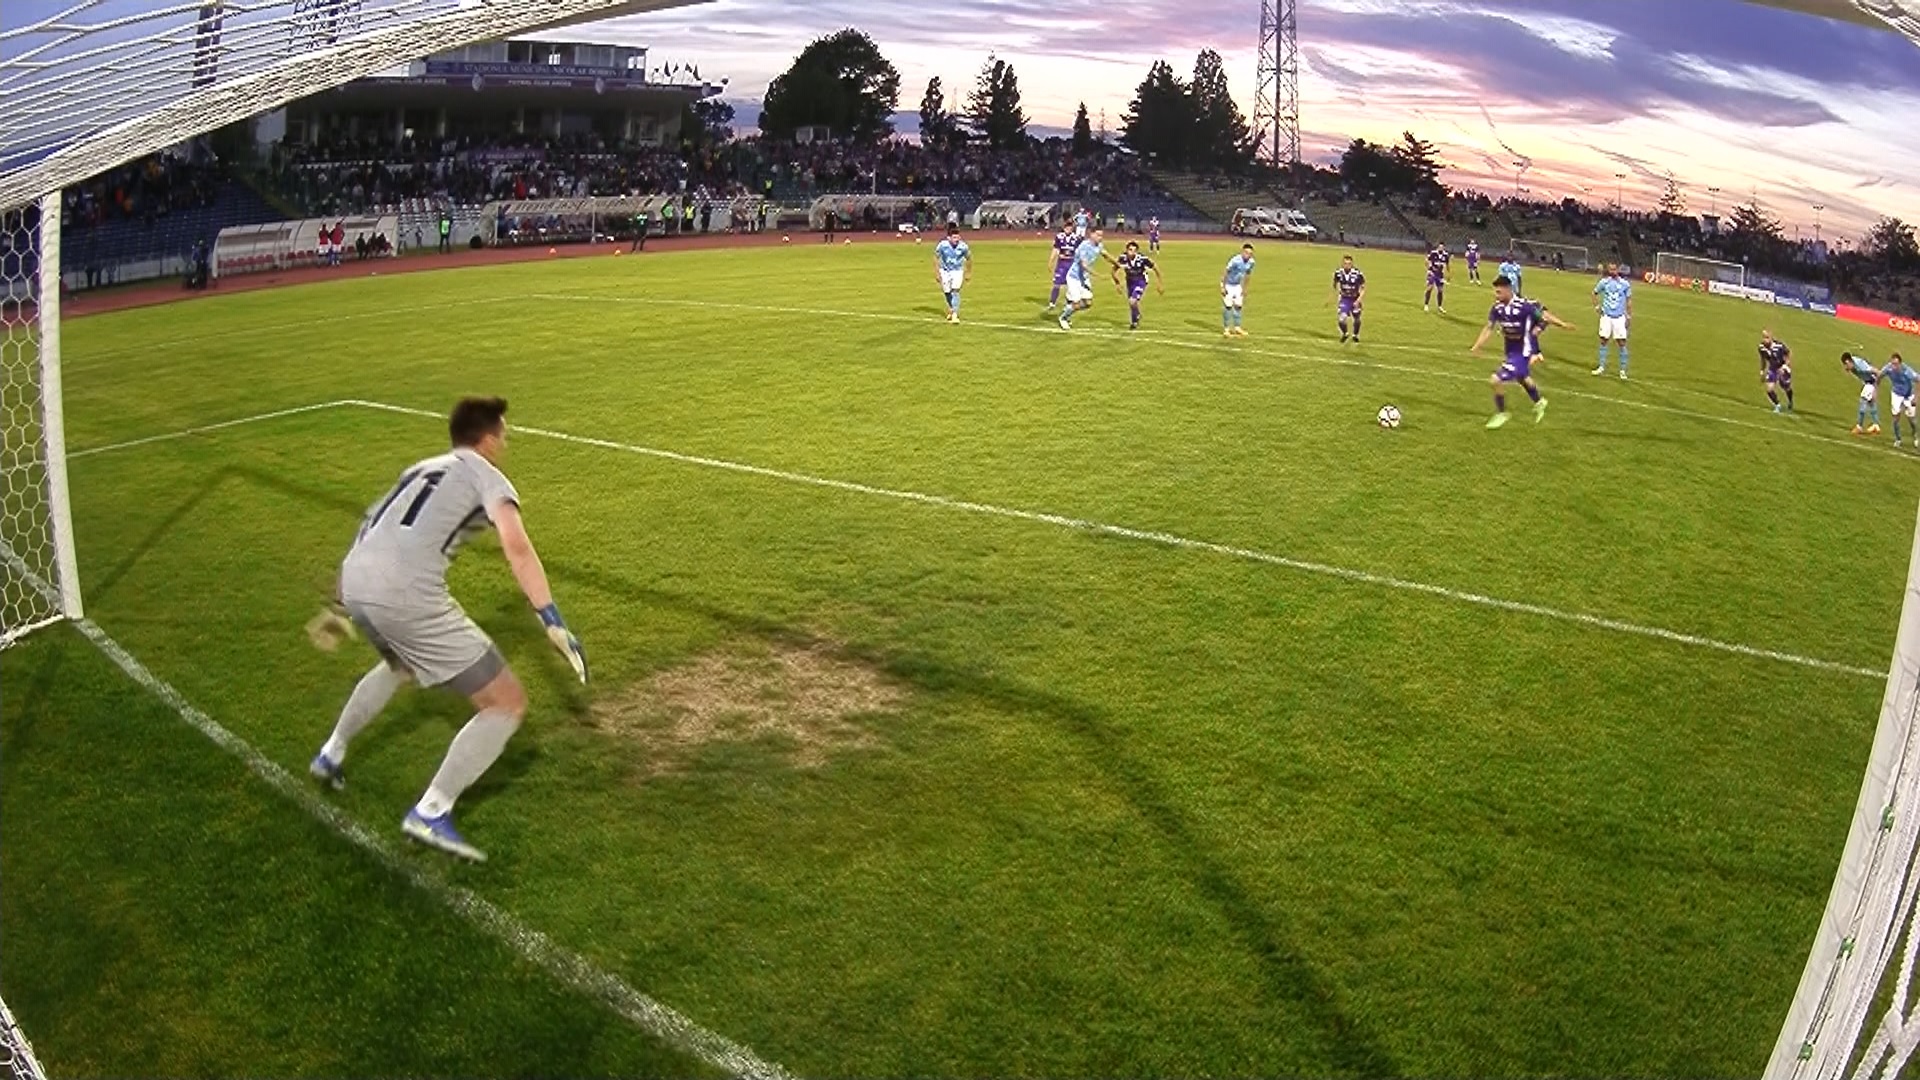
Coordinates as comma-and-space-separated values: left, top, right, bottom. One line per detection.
1221, 244, 1256, 337
933, 224, 971, 323
1497, 256, 1524, 297
1073, 206, 1091, 238
1843, 351, 1883, 435
1591, 264, 1633, 378
1883, 353, 1917, 447
1058, 227, 1113, 331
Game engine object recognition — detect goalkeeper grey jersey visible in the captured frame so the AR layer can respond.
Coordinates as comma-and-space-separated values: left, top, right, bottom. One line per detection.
341, 447, 520, 606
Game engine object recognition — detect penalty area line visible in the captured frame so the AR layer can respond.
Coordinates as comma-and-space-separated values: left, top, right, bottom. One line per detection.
351, 398, 1883, 680
69, 400, 361, 460
72, 616, 798, 1080
0, 545, 792, 1080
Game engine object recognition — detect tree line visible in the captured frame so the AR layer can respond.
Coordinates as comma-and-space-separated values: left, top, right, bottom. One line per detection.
748, 28, 1266, 170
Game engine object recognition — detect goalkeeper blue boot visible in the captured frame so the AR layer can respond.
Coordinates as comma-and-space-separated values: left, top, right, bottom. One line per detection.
308, 751, 345, 791
403, 809, 486, 862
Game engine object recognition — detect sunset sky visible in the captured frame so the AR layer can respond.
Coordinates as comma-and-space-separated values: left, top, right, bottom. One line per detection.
571, 0, 1920, 239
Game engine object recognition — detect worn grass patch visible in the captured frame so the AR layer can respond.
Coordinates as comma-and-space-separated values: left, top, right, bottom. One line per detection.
590, 640, 906, 772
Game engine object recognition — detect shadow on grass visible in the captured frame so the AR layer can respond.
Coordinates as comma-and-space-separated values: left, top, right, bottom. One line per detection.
89, 461, 1402, 1076
556, 558, 1404, 1079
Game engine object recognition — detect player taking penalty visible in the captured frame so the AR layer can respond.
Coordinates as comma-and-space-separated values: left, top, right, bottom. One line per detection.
934, 225, 971, 323
1473, 274, 1574, 428
1330, 255, 1365, 343
309, 396, 588, 863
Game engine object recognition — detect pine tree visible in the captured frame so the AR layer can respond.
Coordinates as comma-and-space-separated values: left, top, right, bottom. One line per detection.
1072, 102, 1094, 156
919, 77, 952, 150
1187, 49, 1252, 170
965, 54, 1029, 150
1657, 175, 1687, 218
1388, 131, 1444, 191
1120, 60, 1193, 163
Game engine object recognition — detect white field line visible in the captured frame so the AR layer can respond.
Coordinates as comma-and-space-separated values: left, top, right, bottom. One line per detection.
0, 543, 793, 1080
351, 397, 1883, 679
69, 400, 357, 459
524, 291, 1906, 462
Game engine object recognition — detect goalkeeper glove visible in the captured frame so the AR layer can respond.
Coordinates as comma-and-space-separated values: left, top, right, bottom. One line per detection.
305, 602, 358, 652
537, 603, 588, 684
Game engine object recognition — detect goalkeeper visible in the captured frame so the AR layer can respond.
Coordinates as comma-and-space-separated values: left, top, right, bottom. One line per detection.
308, 395, 587, 862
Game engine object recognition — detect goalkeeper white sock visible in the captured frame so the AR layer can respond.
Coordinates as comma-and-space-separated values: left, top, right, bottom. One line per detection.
415, 708, 520, 818
322, 663, 407, 763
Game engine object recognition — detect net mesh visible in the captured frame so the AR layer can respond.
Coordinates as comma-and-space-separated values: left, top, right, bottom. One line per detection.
1508, 238, 1591, 271
0, 0, 700, 209
0, 202, 63, 648
0, 996, 46, 1080
1655, 251, 1745, 287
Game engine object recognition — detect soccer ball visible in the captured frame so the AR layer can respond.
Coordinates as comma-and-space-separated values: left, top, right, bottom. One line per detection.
1377, 405, 1402, 429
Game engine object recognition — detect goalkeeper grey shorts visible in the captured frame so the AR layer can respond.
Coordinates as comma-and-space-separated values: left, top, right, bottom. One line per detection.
343, 596, 505, 695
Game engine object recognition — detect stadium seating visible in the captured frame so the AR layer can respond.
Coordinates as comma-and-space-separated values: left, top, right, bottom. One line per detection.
62, 180, 281, 287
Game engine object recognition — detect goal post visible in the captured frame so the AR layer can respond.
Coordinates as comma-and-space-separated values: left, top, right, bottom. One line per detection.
0, 195, 80, 649
0, 995, 47, 1080
1768, 500, 1920, 1080
1508, 238, 1591, 271
0, 0, 720, 650
1655, 251, 1746, 288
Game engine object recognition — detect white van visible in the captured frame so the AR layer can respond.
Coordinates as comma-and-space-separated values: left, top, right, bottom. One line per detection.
1230, 207, 1319, 240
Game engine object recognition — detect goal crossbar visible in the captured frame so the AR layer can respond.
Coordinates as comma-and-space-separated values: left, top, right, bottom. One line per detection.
0, 0, 711, 211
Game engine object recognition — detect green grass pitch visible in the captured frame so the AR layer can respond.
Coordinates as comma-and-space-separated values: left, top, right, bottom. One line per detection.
6, 234, 1918, 1077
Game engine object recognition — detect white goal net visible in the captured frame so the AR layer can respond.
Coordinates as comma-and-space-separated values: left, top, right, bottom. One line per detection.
1655, 250, 1746, 288
0, 197, 81, 650
1507, 238, 1591, 271
0, 0, 719, 1065
1770, 504, 1920, 1080
0, 996, 46, 1080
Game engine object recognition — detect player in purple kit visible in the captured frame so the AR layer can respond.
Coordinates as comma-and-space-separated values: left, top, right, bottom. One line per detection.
1329, 255, 1366, 343
1147, 216, 1162, 253
1472, 274, 1575, 428
1111, 241, 1163, 330
1423, 244, 1450, 313
1758, 330, 1794, 413
1465, 239, 1481, 284
1044, 226, 1078, 311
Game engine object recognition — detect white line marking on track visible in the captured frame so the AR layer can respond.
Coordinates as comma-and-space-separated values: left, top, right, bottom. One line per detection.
351, 397, 1883, 679
525, 291, 1906, 462
0, 545, 793, 1080
69, 400, 357, 459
